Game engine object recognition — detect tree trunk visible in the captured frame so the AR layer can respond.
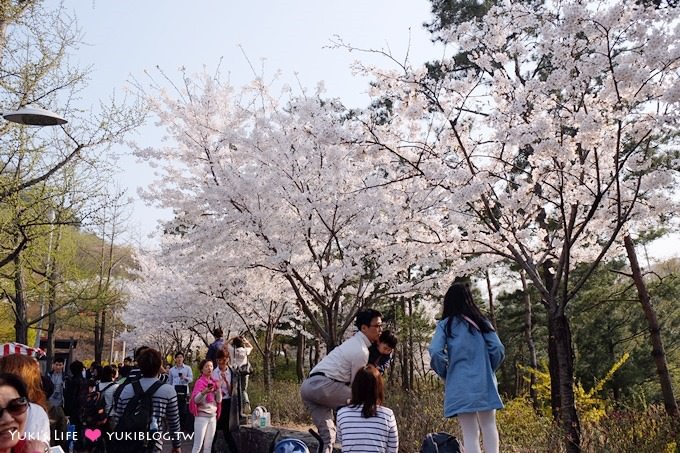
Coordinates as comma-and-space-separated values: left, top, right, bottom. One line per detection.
45, 225, 62, 371
296, 331, 305, 383
263, 347, 272, 396
543, 261, 561, 420
408, 297, 414, 388
325, 306, 337, 353
520, 270, 539, 410
13, 253, 28, 344
46, 269, 57, 371
308, 341, 313, 370
314, 339, 320, 366
97, 309, 106, 363
624, 234, 679, 417
548, 309, 581, 452
547, 314, 561, 419
399, 297, 411, 391
485, 270, 496, 328
92, 308, 107, 363
262, 324, 275, 396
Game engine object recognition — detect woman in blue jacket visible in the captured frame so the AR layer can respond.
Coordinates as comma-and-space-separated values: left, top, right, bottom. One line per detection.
428, 282, 505, 453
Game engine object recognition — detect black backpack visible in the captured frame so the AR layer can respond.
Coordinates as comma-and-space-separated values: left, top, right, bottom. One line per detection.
81, 382, 116, 428
110, 380, 164, 453
420, 432, 462, 453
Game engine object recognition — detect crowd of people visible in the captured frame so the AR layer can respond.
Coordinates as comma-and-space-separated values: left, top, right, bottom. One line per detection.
0, 333, 253, 453
0, 281, 504, 453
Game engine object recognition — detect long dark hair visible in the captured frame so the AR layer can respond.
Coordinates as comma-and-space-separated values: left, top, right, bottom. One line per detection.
442, 282, 494, 336
350, 365, 383, 418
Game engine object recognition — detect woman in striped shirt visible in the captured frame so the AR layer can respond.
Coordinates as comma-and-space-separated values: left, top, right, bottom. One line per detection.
337, 364, 398, 453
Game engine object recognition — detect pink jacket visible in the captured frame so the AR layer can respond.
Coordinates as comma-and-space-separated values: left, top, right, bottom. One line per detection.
189, 375, 222, 419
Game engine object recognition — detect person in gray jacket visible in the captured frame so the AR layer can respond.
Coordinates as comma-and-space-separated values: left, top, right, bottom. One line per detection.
428, 282, 505, 453
300, 309, 383, 453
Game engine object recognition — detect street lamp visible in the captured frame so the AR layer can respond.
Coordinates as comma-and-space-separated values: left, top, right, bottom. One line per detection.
2, 106, 66, 349
2, 106, 67, 126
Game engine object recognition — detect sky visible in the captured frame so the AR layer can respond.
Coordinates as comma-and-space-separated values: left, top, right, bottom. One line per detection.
60, 0, 444, 247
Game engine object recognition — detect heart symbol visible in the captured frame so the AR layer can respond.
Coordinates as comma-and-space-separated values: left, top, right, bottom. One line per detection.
84, 428, 101, 442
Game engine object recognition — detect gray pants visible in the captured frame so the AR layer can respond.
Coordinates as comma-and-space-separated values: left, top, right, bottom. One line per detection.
300, 375, 351, 453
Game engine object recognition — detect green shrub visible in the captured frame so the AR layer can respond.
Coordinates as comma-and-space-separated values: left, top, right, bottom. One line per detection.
496, 397, 563, 452
248, 378, 310, 426
248, 371, 678, 453
581, 405, 678, 453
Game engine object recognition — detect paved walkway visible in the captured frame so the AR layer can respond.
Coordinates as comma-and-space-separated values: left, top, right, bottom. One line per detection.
160, 437, 194, 452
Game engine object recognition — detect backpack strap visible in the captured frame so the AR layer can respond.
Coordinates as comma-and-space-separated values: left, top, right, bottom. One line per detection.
113, 377, 132, 404
119, 380, 163, 418
131, 380, 164, 399
99, 382, 116, 393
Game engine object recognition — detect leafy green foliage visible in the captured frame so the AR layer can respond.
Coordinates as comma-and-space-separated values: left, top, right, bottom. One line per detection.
252, 372, 678, 452
494, 286, 548, 398
425, 0, 497, 36
569, 259, 680, 403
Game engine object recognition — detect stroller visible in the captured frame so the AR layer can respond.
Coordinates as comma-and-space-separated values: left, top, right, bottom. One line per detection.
270, 428, 324, 453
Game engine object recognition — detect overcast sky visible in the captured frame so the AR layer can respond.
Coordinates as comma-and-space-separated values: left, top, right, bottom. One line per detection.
60, 0, 444, 246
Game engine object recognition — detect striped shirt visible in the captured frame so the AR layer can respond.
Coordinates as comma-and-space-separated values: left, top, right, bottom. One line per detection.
337, 405, 399, 452
112, 377, 181, 450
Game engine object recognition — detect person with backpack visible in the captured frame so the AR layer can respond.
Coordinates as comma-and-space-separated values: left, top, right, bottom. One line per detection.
80, 366, 118, 452
63, 360, 88, 450
428, 282, 505, 453
336, 364, 398, 452
111, 348, 181, 453
96, 365, 118, 415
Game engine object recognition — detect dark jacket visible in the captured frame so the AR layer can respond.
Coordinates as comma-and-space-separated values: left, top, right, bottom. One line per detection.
63, 374, 88, 423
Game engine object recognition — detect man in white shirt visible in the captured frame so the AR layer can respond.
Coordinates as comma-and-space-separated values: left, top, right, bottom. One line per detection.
167, 351, 194, 432
300, 309, 383, 453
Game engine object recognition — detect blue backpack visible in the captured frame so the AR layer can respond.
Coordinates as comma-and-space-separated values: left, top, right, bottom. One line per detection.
420, 432, 462, 453
272, 438, 310, 453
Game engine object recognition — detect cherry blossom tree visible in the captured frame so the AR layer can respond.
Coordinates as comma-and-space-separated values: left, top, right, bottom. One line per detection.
208, 268, 299, 393
356, 2, 680, 451
122, 245, 241, 355
133, 69, 452, 352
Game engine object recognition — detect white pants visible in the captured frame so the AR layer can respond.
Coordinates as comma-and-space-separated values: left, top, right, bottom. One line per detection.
191, 415, 217, 453
458, 410, 499, 453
